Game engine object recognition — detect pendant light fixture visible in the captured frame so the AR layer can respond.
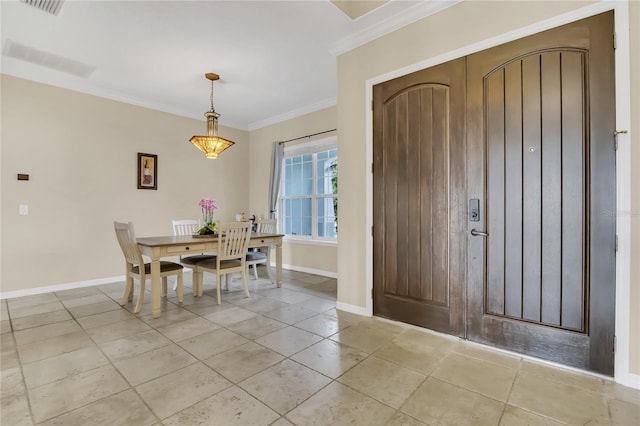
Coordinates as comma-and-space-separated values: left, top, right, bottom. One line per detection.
189, 72, 235, 159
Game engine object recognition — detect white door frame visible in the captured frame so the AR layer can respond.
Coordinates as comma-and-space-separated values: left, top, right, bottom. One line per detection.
364, 1, 636, 388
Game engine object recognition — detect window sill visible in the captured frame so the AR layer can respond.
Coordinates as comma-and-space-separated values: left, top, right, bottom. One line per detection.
283, 236, 337, 247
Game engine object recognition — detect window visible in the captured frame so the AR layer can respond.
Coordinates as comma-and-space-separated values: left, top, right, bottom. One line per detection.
280, 138, 337, 241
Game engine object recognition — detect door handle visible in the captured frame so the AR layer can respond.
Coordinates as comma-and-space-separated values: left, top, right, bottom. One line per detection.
470, 229, 489, 237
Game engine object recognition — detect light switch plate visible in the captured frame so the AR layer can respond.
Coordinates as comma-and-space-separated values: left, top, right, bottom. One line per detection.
19, 204, 29, 215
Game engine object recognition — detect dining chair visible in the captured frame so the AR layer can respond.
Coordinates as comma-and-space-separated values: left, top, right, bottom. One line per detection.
246, 218, 277, 280
114, 221, 184, 313
171, 219, 215, 267
193, 221, 252, 304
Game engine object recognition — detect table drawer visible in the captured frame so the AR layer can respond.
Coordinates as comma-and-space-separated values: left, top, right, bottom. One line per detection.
252, 237, 279, 246
166, 244, 207, 254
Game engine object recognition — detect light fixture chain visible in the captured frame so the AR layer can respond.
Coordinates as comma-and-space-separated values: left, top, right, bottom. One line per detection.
210, 80, 215, 111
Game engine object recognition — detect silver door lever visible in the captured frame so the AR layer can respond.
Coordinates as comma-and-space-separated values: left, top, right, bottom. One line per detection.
470, 229, 489, 237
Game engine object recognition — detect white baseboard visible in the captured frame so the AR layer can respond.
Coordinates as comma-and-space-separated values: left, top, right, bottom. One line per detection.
615, 371, 640, 390
336, 301, 370, 316
278, 263, 337, 279
0, 275, 126, 300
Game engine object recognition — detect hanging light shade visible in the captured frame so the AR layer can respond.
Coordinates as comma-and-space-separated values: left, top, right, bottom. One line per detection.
189, 73, 235, 159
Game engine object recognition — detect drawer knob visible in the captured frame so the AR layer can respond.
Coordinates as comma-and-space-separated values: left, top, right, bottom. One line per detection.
185, 247, 190, 251
261, 240, 265, 243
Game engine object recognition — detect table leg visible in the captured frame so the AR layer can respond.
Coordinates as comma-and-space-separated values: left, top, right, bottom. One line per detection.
276, 243, 282, 288
151, 257, 161, 318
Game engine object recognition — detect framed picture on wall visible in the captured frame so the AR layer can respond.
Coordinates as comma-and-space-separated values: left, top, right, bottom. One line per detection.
137, 153, 157, 190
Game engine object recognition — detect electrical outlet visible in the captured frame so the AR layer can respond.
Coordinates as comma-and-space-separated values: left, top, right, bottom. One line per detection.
19, 204, 29, 215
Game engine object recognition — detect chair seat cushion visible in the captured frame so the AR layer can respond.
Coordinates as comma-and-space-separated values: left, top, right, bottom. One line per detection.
197, 258, 242, 270
133, 261, 183, 274
246, 252, 267, 261
181, 255, 216, 266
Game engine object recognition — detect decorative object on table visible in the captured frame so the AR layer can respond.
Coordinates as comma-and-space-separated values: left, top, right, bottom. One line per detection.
197, 198, 218, 235
137, 153, 157, 190
189, 72, 235, 159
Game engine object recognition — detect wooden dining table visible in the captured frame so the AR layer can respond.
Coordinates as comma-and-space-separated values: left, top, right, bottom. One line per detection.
137, 232, 284, 318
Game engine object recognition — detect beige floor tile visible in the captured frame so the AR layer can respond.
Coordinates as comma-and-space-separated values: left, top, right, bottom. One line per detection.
338, 356, 425, 408
1, 367, 25, 399
204, 341, 285, 383
204, 306, 259, 326
386, 412, 428, 426
22, 346, 109, 388
453, 342, 521, 369
163, 385, 279, 426
520, 359, 605, 394
395, 328, 459, 351
67, 300, 122, 318
293, 313, 349, 337
55, 286, 103, 300
374, 334, 449, 375
286, 381, 395, 426
227, 315, 287, 340
15, 330, 94, 364
0, 320, 11, 335
7, 293, 58, 311
1, 391, 32, 426
433, 352, 517, 401
323, 308, 366, 326
113, 344, 197, 386
0, 334, 19, 371
0, 301, 9, 321
136, 362, 232, 419
239, 359, 331, 414
156, 316, 220, 341
99, 329, 172, 361
255, 326, 322, 356
402, 377, 505, 426
271, 417, 295, 426
264, 305, 318, 325
499, 405, 564, 425
85, 318, 152, 344
14, 319, 81, 346
61, 293, 112, 308
38, 389, 157, 426
604, 380, 640, 405
291, 339, 367, 379
184, 301, 236, 316
240, 297, 290, 315
75, 308, 135, 329
509, 372, 609, 424
330, 323, 394, 353
28, 365, 129, 423
11, 309, 71, 331
298, 275, 330, 285
295, 295, 336, 313
140, 308, 198, 328
609, 399, 640, 426
178, 328, 249, 359
264, 289, 314, 304
121, 299, 180, 316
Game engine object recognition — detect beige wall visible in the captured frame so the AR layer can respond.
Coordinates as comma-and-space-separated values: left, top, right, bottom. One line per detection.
1, 75, 251, 292
248, 107, 338, 275
337, 0, 639, 375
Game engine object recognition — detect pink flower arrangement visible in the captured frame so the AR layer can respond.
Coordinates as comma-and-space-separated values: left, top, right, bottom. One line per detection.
199, 198, 218, 225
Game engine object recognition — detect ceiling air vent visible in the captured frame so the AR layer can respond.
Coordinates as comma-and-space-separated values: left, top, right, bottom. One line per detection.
20, 0, 64, 15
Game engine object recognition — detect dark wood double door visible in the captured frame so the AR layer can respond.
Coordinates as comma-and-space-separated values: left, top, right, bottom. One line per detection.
373, 12, 616, 375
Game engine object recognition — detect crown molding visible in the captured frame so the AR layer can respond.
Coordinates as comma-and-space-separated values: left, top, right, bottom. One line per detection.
329, 0, 463, 57
247, 97, 337, 131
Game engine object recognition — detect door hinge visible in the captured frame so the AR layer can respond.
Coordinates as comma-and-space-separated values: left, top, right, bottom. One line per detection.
371, 162, 374, 174
371, 225, 374, 237
613, 32, 617, 50
613, 335, 617, 353
615, 235, 619, 252
371, 100, 374, 111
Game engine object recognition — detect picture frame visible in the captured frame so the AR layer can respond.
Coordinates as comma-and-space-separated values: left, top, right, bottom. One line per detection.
137, 153, 157, 190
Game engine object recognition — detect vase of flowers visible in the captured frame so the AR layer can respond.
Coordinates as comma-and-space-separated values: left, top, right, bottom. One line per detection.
197, 198, 218, 235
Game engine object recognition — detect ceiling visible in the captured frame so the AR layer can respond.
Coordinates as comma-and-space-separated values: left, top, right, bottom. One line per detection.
1, 0, 457, 130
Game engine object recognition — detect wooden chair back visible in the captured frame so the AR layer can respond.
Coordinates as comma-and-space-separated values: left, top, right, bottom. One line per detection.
217, 221, 252, 262
256, 218, 277, 234
172, 219, 200, 236
114, 221, 144, 267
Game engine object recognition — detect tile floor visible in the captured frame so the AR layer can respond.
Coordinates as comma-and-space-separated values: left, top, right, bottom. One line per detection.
1, 268, 639, 425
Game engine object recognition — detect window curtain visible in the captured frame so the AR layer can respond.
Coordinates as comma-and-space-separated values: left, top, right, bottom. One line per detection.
268, 141, 284, 219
